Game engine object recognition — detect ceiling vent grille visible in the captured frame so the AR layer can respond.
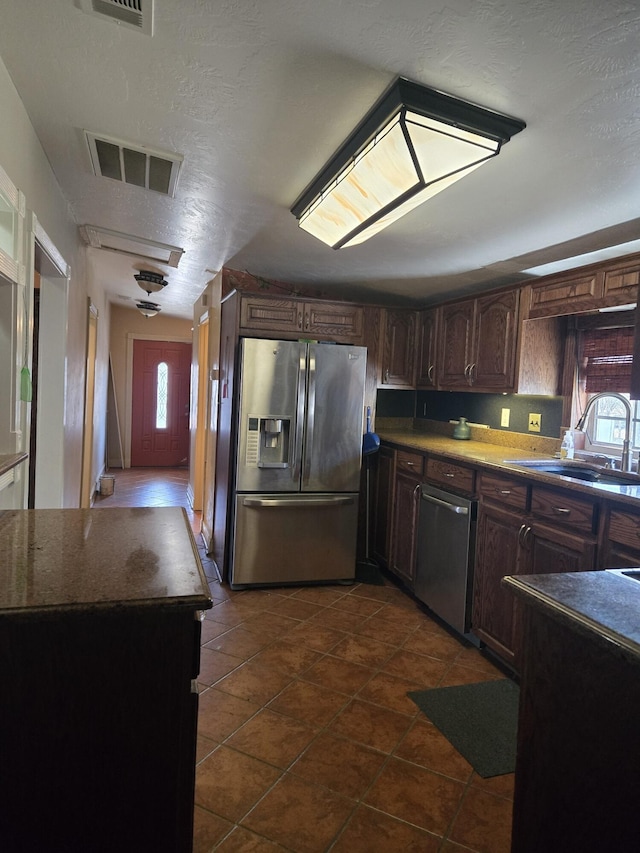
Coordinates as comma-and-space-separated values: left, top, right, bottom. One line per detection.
85, 131, 183, 197
77, 0, 154, 36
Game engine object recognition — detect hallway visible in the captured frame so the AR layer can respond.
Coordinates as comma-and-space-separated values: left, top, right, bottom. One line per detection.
94, 467, 514, 852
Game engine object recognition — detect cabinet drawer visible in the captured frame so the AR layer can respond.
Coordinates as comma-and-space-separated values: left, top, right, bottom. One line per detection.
396, 450, 424, 476
607, 507, 640, 552
479, 472, 528, 511
530, 486, 595, 533
426, 458, 475, 493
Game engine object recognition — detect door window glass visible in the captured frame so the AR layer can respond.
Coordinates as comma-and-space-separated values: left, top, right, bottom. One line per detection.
156, 362, 168, 428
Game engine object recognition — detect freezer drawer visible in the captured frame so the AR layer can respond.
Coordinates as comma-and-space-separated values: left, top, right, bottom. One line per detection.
231, 493, 359, 587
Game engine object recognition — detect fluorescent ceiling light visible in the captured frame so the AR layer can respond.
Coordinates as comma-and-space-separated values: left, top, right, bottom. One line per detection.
291, 77, 525, 250
79, 225, 184, 267
522, 240, 640, 277
598, 303, 636, 313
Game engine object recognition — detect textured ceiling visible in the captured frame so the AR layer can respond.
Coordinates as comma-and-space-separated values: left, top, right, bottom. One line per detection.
1, 0, 639, 318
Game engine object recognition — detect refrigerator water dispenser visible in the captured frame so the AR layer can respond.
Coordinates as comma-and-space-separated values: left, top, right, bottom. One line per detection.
245, 416, 291, 468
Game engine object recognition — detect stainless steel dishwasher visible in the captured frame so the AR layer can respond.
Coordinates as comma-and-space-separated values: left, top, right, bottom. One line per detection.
414, 483, 477, 636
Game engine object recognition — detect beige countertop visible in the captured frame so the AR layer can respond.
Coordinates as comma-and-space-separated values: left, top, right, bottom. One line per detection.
0, 507, 213, 616
377, 428, 640, 507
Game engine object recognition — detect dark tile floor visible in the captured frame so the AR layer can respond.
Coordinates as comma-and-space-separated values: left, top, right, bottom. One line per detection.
95, 468, 514, 853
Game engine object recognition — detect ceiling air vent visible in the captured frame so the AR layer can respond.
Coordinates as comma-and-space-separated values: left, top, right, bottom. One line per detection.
77, 0, 154, 36
85, 131, 182, 197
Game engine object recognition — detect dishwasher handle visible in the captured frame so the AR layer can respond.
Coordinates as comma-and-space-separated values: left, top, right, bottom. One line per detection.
420, 490, 469, 515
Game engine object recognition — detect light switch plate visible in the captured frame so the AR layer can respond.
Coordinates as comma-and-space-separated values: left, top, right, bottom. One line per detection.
501, 408, 510, 428
528, 413, 541, 432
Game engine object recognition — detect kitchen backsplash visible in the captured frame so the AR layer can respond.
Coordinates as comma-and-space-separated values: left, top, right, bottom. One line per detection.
376, 389, 564, 439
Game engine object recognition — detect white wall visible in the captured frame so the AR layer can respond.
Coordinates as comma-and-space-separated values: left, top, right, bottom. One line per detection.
0, 53, 90, 506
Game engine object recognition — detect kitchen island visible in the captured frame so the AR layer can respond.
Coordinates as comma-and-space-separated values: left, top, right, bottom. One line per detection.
503, 570, 640, 853
0, 507, 212, 853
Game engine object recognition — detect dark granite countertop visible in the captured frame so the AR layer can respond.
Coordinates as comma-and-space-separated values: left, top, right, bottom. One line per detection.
0, 453, 28, 477
503, 571, 640, 663
377, 428, 640, 508
0, 507, 213, 616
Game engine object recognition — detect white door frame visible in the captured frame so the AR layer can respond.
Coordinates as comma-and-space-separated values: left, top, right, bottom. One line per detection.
31, 214, 70, 508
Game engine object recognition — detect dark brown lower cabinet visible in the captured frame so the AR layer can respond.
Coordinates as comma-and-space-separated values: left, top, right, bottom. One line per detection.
510, 590, 640, 853
0, 605, 203, 853
389, 469, 421, 586
473, 479, 597, 668
473, 501, 523, 665
602, 504, 640, 568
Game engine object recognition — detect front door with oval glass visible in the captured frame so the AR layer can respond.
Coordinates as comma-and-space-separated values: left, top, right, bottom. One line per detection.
131, 339, 191, 467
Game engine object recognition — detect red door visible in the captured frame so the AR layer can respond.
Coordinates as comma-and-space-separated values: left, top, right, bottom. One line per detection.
131, 340, 191, 467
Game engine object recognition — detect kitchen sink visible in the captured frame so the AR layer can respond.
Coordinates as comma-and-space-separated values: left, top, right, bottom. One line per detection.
608, 569, 640, 583
504, 458, 640, 487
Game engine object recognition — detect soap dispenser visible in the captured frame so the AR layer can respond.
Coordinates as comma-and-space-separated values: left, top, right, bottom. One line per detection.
560, 430, 574, 459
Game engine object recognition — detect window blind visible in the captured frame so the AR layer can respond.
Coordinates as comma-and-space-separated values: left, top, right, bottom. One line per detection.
582, 327, 634, 393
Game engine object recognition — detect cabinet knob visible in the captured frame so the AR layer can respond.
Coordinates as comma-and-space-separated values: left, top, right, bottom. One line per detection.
428, 365, 434, 383
297, 311, 303, 329
304, 313, 310, 330
445, 472, 455, 478
384, 368, 389, 383
552, 506, 571, 515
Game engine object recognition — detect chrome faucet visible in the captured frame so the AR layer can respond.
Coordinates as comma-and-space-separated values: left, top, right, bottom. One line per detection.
575, 392, 634, 473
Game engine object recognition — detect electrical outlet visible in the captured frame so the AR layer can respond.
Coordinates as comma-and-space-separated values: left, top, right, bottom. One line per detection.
501, 408, 510, 428
528, 413, 541, 432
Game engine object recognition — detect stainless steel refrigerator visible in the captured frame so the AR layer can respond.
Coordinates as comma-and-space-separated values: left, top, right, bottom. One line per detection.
230, 337, 367, 587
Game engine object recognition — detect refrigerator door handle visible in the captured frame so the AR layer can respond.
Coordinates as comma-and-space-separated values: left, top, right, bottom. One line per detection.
293, 352, 306, 482
257, 462, 289, 469
242, 496, 355, 508
303, 352, 316, 485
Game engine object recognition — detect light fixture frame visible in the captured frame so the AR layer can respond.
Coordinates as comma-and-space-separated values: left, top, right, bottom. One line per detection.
134, 270, 168, 294
136, 300, 162, 318
291, 77, 526, 249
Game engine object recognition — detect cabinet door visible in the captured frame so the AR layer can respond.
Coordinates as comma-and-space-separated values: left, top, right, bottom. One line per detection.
438, 300, 475, 388
304, 302, 365, 343
602, 259, 640, 302
372, 446, 394, 566
525, 521, 597, 575
472, 289, 519, 391
415, 308, 439, 388
527, 270, 601, 318
602, 505, 640, 568
380, 309, 416, 386
389, 472, 420, 586
240, 296, 302, 334
473, 502, 523, 664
